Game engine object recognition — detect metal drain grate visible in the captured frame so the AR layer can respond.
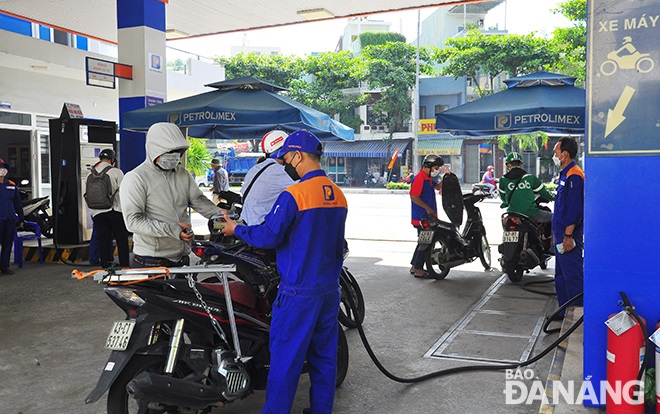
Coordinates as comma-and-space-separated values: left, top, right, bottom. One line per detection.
425, 275, 553, 364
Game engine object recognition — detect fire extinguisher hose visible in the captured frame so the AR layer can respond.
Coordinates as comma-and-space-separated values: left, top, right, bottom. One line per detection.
346, 287, 584, 384
618, 291, 652, 385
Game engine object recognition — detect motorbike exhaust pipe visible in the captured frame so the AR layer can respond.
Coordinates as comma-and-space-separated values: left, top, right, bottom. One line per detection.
127, 371, 226, 409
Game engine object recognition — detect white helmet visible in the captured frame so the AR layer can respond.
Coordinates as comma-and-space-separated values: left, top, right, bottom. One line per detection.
261, 130, 288, 155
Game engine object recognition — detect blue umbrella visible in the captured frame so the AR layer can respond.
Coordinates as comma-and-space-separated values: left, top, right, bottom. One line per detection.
435, 72, 585, 136
123, 76, 353, 141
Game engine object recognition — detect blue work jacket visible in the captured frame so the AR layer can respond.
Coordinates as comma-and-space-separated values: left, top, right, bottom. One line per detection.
0, 179, 23, 221
235, 169, 348, 296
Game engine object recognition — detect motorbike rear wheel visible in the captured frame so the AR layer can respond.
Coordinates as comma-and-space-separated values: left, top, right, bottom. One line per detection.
478, 234, 491, 270
107, 355, 188, 414
504, 263, 524, 283
426, 237, 451, 280
338, 268, 365, 329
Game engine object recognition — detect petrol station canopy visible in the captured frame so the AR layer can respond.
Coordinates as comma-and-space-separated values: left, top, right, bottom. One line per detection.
0, 0, 488, 44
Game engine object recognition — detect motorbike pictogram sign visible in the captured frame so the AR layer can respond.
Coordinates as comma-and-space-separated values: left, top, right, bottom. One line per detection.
587, 0, 660, 156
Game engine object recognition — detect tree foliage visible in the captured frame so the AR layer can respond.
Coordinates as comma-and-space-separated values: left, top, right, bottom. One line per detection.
359, 31, 407, 48
288, 51, 367, 132
362, 42, 437, 135
185, 138, 212, 177
550, 0, 587, 86
497, 132, 549, 154
216, 53, 304, 89
436, 30, 559, 96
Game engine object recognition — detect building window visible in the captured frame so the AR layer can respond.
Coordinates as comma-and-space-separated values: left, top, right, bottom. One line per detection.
0, 111, 31, 126
435, 105, 449, 114
53, 29, 72, 46
419, 106, 426, 119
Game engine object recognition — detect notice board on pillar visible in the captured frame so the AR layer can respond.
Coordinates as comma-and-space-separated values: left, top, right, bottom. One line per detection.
586, 0, 660, 156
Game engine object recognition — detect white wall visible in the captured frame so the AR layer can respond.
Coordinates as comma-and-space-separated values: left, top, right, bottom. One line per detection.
167, 59, 225, 100
0, 30, 119, 119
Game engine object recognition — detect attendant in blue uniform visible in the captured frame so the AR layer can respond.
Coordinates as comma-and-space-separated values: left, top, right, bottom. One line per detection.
0, 158, 24, 275
222, 130, 348, 414
552, 138, 585, 314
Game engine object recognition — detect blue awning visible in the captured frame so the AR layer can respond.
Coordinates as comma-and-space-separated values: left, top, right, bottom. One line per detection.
323, 139, 409, 158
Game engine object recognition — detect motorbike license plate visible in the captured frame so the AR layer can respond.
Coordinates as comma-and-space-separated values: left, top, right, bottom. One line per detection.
417, 230, 434, 245
104, 320, 136, 351
503, 231, 519, 243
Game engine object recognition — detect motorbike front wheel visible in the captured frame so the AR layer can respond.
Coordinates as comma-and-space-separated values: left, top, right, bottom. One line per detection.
478, 234, 491, 270
426, 237, 451, 280
338, 268, 365, 329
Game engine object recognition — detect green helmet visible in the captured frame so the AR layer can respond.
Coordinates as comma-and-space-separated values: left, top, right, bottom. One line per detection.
506, 152, 523, 164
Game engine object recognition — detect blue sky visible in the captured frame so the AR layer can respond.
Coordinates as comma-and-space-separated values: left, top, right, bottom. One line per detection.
170, 0, 572, 59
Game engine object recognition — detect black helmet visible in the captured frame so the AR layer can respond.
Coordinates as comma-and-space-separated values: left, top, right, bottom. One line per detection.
422, 154, 444, 168
99, 148, 116, 160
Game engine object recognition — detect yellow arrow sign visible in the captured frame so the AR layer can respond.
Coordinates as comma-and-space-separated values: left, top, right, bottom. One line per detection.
605, 86, 635, 138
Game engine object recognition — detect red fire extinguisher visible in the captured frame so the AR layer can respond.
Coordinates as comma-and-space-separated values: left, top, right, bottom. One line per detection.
605, 293, 648, 414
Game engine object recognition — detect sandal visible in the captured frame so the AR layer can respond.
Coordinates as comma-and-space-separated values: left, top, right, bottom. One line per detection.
409, 266, 416, 274
413, 270, 431, 279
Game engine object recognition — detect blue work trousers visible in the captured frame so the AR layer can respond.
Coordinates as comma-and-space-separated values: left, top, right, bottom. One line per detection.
0, 218, 16, 270
554, 241, 583, 314
262, 286, 340, 414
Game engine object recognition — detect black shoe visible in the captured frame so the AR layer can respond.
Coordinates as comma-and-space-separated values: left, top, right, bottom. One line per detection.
303, 409, 311, 414
1, 269, 15, 275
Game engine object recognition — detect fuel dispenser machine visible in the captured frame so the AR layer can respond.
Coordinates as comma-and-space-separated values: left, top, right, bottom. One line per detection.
49, 104, 116, 245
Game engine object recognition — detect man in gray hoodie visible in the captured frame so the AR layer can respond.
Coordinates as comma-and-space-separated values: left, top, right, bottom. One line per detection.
120, 123, 222, 267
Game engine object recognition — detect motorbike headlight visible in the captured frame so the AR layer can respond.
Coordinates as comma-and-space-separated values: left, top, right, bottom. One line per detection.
106, 287, 145, 307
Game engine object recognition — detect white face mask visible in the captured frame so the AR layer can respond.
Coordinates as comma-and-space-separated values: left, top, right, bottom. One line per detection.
430, 168, 441, 178
0, 168, 7, 177
157, 153, 181, 170
552, 154, 562, 166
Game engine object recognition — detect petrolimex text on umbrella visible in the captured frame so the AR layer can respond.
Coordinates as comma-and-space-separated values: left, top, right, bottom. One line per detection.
183, 111, 237, 122
496, 113, 582, 130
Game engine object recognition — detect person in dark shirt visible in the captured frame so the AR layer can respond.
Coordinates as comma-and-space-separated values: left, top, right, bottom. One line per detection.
0, 158, 24, 275
409, 154, 444, 278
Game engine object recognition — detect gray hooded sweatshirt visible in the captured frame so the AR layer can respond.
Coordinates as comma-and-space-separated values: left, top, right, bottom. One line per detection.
120, 123, 221, 261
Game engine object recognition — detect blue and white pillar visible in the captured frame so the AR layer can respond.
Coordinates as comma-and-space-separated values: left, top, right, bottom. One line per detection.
116, 0, 167, 172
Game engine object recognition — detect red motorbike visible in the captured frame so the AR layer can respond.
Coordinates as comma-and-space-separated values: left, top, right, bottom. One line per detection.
78, 261, 349, 414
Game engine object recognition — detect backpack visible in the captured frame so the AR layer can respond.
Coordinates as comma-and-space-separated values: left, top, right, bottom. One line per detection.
84, 165, 117, 209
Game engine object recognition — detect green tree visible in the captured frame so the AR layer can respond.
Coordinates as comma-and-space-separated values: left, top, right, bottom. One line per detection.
362, 42, 437, 134
550, 0, 587, 86
215, 53, 305, 89
359, 31, 407, 48
288, 51, 367, 132
185, 138, 212, 177
167, 58, 187, 73
497, 132, 549, 154
436, 30, 559, 96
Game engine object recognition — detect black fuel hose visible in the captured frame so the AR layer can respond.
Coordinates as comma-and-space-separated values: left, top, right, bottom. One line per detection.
346, 288, 584, 384
521, 277, 556, 296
